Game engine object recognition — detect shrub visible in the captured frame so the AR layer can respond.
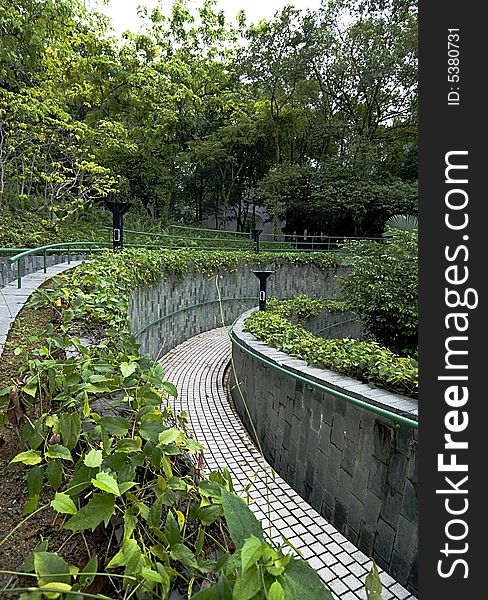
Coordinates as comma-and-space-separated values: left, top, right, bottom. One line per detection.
244, 300, 418, 398
339, 231, 418, 355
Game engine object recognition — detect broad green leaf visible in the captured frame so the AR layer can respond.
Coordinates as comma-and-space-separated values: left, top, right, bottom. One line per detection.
79, 555, 98, 588
120, 362, 137, 379
365, 561, 383, 600
148, 363, 166, 385
140, 417, 166, 441
241, 535, 265, 573
45, 445, 73, 461
106, 537, 141, 572
11, 450, 42, 466
140, 567, 165, 583
198, 504, 222, 526
164, 511, 181, 546
51, 492, 77, 515
115, 438, 142, 453
176, 509, 185, 531
59, 413, 81, 450
186, 438, 205, 453
162, 381, 178, 397
191, 575, 233, 599
221, 489, 263, 549
22, 380, 38, 398
170, 543, 199, 569
233, 564, 261, 600
84, 449, 103, 468
46, 460, 63, 490
158, 428, 184, 445
40, 581, 72, 596
199, 480, 222, 499
65, 494, 115, 532
147, 494, 164, 529
23, 495, 39, 515
282, 558, 333, 600
34, 552, 70, 586
91, 472, 120, 496
99, 416, 130, 437
22, 540, 49, 573
27, 466, 44, 498
21, 420, 44, 450
268, 582, 285, 600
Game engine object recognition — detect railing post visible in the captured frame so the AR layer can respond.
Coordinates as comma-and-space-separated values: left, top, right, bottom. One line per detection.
67, 248, 71, 264
43, 250, 47, 273
17, 258, 23, 289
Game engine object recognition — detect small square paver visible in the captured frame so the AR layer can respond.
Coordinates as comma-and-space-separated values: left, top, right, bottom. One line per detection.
343, 573, 363, 591
348, 562, 367, 578
336, 551, 355, 566
328, 578, 349, 596
331, 562, 349, 578
388, 583, 411, 599
317, 566, 335, 582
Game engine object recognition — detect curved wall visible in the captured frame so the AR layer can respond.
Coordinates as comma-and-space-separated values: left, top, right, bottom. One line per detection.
128, 261, 347, 357
230, 312, 418, 594
128, 260, 418, 594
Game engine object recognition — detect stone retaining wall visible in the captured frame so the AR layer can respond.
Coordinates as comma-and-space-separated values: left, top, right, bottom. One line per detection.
230, 312, 418, 594
303, 308, 365, 340
128, 262, 348, 357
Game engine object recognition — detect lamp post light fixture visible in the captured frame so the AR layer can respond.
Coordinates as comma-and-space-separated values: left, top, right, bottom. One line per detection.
103, 200, 132, 250
252, 229, 263, 253
253, 270, 274, 311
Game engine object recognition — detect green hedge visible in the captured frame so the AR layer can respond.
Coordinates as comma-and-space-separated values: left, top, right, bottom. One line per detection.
244, 299, 418, 398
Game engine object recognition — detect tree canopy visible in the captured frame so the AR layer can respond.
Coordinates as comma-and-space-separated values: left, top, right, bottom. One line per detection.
0, 0, 417, 236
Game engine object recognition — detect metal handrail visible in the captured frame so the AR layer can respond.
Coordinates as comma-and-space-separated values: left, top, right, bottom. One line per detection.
228, 314, 418, 430
132, 297, 257, 338
9, 242, 113, 288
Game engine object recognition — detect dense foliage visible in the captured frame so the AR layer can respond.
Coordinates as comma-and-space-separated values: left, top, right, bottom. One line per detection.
244, 297, 418, 397
339, 230, 418, 355
1, 0, 417, 237
0, 250, 344, 598
266, 296, 348, 322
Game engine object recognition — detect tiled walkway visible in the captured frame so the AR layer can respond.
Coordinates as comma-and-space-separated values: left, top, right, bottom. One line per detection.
0, 261, 84, 357
161, 328, 416, 600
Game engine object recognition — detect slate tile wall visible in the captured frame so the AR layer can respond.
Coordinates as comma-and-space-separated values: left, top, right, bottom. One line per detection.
230, 318, 418, 595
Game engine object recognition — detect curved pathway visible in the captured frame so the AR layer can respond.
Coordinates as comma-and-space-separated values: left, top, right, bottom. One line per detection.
161, 328, 415, 600
0, 261, 85, 356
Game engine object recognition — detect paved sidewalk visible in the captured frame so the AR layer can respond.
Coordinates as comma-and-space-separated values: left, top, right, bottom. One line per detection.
0, 261, 84, 357
161, 328, 416, 600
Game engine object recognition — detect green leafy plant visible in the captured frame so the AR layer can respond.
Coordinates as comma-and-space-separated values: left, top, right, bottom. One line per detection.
0, 250, 338, 598
339, 231, 418, 356
244, 299, 418, 398
365, 561, 384, 599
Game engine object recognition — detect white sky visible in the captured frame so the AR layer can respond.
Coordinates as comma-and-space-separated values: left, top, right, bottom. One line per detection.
96, 0, 323, 37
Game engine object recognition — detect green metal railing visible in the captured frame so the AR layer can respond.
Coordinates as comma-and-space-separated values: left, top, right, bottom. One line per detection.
6, 223, 385, 289
228, 314, 418, 430
133, 297, 256, 338
110, 225, 383, 253
9, 242, 113, 288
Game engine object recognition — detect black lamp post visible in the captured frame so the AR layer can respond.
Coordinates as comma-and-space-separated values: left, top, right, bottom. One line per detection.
253, 270, 274, 311
252, 229, 263, 253
103, 200, 132, 250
